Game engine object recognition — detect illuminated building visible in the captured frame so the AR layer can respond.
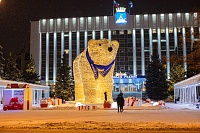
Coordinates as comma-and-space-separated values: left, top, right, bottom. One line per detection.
30, 7, 199, 98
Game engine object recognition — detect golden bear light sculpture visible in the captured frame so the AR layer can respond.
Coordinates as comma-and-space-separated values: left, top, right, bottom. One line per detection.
73, 39, 119, 104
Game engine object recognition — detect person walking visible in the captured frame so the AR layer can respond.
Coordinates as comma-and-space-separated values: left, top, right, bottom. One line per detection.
116, 94, 124, 113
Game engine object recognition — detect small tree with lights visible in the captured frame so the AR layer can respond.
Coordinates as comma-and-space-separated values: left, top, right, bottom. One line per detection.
54, 53, 74, 102
145, 49, 169, 100
182, 9, 200, 78
167, 48, 186, 99
0, 45, 5, 79
3, 52, 22, 81
22, 55, 40, 84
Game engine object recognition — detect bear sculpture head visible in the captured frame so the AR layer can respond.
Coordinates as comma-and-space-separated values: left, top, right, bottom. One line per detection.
87, 39, 119, 66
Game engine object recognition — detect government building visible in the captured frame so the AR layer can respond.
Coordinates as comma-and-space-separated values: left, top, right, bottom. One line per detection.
30, 2, 200, 99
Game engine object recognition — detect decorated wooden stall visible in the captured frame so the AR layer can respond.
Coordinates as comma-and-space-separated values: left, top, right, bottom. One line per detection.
0, 80, 50, 110
174, 73, 200, 104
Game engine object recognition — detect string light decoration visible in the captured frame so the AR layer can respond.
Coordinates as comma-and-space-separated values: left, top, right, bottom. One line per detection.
73, 39, 119, 104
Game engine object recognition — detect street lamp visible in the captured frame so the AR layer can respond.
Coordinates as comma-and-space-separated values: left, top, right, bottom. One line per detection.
63, 49, 69, 65
64, 49, 69, 54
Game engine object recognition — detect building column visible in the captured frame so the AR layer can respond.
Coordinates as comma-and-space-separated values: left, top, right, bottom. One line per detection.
190, 85, 196, 103
92, 30, 95, 39
100, 30, 103, 39
199, 27, 200, 39
141, 28, 145, 75
191, 86, 194, 103
184, 87, 187, 103
33, 90, 35, 105
195, 86, 198, 102
182, 27, 187, 73
39, 90, 42, 102
45, 32, 49, 85
190, 26, 194, 50
44, 89, 49, 98
166, 27, 170, 79
132, 29, 137, 75
37, 90, 39, 104
84, 30, 88, 49
69, 31, 72, 67
53, 32, 57, 84
157, 27, 161, 58
76, 31, 80, 56
149, 28, 153, 61
108, 29, 111, 40
61, 31, 65, 60
174, 27, 178, 53
85, 17, 88, 49
181, 88, 183, 103
39, 33, 42, 77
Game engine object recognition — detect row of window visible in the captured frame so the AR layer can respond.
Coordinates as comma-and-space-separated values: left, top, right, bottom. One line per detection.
40, 27, 197, 80
112, 27, 199, 35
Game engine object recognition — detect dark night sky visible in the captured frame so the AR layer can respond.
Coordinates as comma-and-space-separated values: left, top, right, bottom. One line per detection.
0, 0, 199, 58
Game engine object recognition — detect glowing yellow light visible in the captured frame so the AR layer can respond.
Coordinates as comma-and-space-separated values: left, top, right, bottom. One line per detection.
73, 39, 119, 104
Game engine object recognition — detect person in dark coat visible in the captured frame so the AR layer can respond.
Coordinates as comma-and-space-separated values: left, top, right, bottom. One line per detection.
104, 92, 107, 101
116, 94, 124, 112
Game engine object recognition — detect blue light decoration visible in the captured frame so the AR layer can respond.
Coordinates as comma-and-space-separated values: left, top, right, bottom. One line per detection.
115, 7, 127, 25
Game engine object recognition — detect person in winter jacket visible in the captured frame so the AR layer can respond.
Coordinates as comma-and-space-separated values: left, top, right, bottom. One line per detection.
116, 94, 124, 112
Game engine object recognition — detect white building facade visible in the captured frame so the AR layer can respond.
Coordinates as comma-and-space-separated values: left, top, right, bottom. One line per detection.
30, 12, 200, 85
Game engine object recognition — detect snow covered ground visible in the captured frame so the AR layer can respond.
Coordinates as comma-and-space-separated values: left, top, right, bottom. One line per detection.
0, 102, 200, 132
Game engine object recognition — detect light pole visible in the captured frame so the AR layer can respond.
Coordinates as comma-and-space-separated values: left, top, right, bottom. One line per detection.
64, 49, 69, 65
64, 49, 69, 54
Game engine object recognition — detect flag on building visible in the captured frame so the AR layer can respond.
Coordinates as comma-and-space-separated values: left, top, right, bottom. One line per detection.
113, 0, 120, 8
129, 0, 133, 8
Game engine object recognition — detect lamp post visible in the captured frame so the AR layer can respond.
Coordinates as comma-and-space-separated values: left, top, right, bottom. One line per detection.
64, 49, 69, 65
64, 49, 69, 54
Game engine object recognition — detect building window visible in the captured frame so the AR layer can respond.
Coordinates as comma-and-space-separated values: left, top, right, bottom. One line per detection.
193, 12, 197, 17
169, 28, 173, 33
161, 29, 165, 33
119, 30, 124, 34
178, 28, 181, 33
152, 29, 156, 33
127, 30, 132, 34
120, 67, 125, 70
112, 30, 116, 35
119, 49, 124, 53
119, 57, 124, 61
